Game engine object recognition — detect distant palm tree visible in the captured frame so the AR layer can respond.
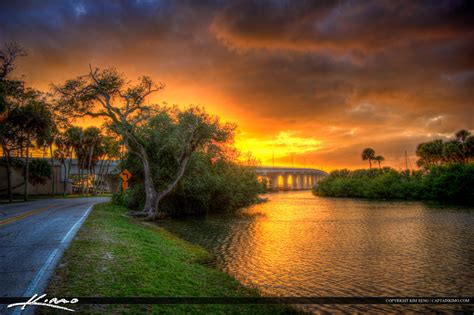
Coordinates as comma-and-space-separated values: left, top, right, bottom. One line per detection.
373, 155, 385, 169
64, 126, 84, 194
362, 148, 375, 169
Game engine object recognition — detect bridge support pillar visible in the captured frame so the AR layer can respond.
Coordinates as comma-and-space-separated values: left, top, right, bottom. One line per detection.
270, 174, 278, 191
291, 174, 298, 190
283, 174, 289, 191
296, 174, 303, 189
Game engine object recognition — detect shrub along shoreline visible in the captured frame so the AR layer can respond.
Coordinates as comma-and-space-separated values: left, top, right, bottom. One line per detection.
44, 203, 297, 314
313, 163, 474, 205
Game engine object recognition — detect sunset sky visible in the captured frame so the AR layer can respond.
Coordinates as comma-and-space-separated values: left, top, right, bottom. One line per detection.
1, 0, 473, 170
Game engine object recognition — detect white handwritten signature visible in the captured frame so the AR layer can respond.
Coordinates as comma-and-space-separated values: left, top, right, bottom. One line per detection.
7, 293, 78, 312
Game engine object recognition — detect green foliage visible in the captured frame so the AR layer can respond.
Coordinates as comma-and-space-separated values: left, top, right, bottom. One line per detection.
112, 182, 143, 210
4, 93, 54, 148
131, 106, 235, 187
422, 163, 474, 204
332, 129, 474, 204
101, 136, 121, 160
161, 154, 262, 216
115, 150, 262, 216
314, 164, 474, 205
417, 129, 474, 167
25, 159, 52, 185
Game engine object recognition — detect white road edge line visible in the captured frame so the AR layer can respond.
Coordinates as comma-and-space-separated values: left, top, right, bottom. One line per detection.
60, 204, 94, 244
12, 204, 95, 315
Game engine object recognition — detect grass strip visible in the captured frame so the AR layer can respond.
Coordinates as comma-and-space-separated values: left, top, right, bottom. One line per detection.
44, 202, 299, 314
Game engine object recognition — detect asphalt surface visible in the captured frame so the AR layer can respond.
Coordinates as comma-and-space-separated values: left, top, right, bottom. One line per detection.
0, 197, 109, 314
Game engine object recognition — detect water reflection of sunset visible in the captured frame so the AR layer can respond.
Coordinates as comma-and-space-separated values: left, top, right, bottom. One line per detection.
161, 191, 474, 313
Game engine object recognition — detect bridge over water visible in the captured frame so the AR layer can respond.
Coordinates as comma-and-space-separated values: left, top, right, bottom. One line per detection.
256, 167, 327, 191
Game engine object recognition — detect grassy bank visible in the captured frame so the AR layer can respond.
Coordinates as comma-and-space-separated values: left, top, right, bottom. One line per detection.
44, 202, 297, 314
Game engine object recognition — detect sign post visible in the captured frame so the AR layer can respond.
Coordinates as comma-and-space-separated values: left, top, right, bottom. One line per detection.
119, 169, 132, 191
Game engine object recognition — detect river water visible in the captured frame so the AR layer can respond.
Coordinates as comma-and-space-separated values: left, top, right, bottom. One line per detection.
161, 191, 474, 313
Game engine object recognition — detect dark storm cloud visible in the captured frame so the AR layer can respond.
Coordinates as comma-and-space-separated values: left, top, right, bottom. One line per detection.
0, 0, 205, 57
0, 0, 472, 168
212, 0, 474, 52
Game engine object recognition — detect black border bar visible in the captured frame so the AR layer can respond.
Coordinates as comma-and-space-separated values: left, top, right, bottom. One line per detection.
1, 297, 472, 305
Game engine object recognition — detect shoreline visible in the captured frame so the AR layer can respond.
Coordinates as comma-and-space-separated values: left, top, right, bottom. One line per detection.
44, 202, 297, 314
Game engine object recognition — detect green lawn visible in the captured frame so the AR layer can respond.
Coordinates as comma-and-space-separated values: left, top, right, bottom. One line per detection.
44, 203, 299, 314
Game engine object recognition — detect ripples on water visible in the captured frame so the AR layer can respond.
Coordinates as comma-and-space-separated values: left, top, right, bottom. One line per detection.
161, 191, 474, 313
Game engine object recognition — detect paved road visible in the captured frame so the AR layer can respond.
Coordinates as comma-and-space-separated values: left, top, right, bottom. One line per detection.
0, 197, 109, 313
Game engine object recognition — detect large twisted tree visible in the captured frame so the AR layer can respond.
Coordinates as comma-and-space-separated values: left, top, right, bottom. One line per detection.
54, 67, 230, 220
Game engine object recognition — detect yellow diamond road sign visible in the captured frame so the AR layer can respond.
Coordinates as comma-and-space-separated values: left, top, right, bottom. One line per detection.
120, 169, 132, 182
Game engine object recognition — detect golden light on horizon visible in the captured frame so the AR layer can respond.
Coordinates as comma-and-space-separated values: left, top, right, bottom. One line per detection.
236, 131, 323, 167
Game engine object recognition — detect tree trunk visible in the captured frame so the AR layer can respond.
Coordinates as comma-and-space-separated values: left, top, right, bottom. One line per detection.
49, 144, 55, 196
119, 134, 160, 217
103, 160, 110, 194
93, 158, 104, 195
369, 159, 372, 169
97, 156, 106, 194
141, 153, 158, 217
62, 160, 67, 196
80, 157, 85, 195
86, 145, 94, 196
119, 133, 165, 220
79, 165, 82, 195
64, 150, 73, 196
2, 140, 13, 202
24, 139, 30, 201
146, 154, 191, 220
